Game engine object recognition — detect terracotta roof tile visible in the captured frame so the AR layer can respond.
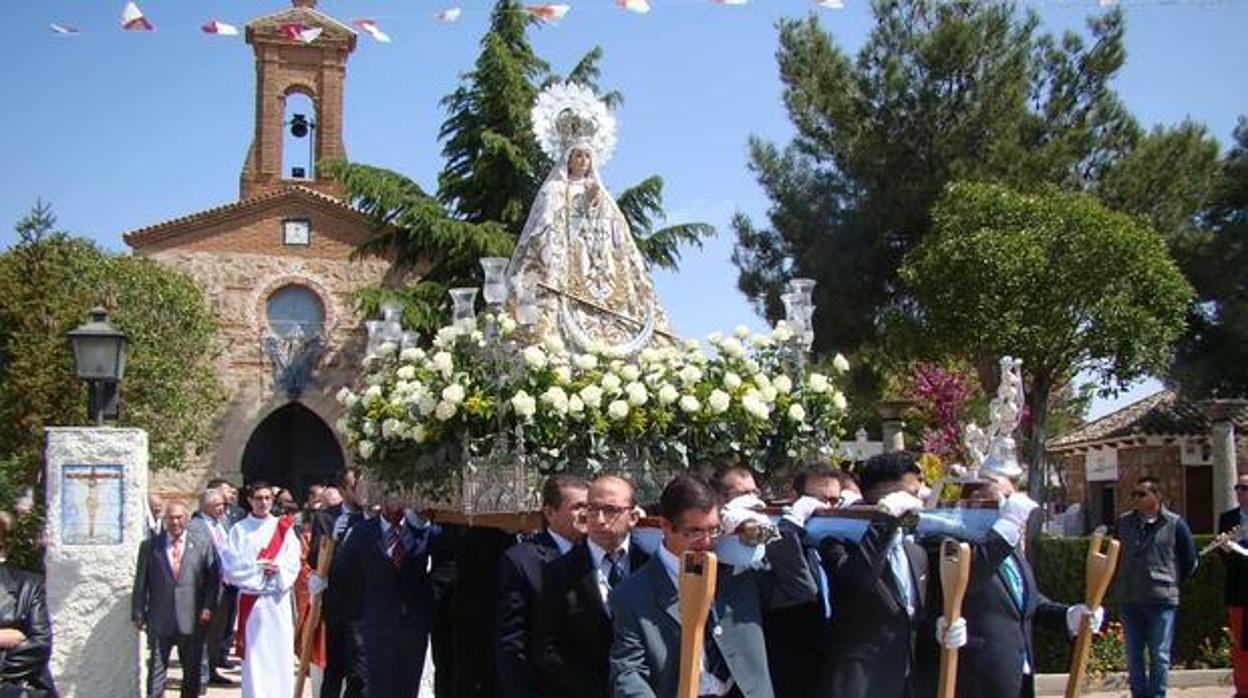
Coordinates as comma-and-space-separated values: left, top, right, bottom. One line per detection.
1048, 389, 1248, 450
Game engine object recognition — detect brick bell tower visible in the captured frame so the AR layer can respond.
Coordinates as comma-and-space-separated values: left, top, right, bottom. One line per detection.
239, 0, 357, 200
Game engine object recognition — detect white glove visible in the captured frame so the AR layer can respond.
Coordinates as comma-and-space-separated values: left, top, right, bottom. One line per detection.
1065, 604, 1105, 636
1219, 538, 1248, 557
935, 616, 967, 650
839, 490, 862, 507
877, 491, 924, 519
783, 495, 827, 528
991, 493, 1039, 547
307, 572, 327, 596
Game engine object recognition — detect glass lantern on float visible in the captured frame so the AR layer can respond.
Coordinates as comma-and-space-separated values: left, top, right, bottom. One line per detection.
780, 277, 817, 376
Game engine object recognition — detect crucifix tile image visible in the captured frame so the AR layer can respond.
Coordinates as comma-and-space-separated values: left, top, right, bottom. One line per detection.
61, 463, 125, 545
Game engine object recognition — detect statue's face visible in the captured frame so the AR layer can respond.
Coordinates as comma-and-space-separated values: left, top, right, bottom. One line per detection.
567, 148, 591, 179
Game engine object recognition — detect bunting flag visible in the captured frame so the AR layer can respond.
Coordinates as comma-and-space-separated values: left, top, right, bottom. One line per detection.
436, 8, 463, 22
201, 20, 240, 36
279, 22, 322, 44
121, 2, 153, 31
353, 19, 392, 43
525, 4, 571, 21
49, 23, 81, 36
617, 0, 652, 14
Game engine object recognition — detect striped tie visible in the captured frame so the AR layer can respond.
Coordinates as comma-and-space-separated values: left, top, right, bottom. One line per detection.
388, 525, 404, 569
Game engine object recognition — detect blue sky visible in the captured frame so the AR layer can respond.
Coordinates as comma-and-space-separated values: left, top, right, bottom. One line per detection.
1, 0, 1245, 419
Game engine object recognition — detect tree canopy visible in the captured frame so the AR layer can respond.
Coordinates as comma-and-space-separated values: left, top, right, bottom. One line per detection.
897, 182, 1192, 493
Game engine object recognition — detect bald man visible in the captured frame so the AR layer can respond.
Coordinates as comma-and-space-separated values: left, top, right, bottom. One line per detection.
535, 475, 650, 698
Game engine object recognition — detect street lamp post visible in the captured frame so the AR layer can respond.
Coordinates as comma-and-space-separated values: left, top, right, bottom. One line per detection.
66, 307, 129, 426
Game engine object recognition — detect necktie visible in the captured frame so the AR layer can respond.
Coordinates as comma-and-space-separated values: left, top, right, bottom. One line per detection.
388, 525, 404, 570
606, 549, 624, 589
887, 535, 914, 616
811, 547, 833, 619
171, 535, 183, 579
1001, 556, 1026, 610
704, 608, 732, 681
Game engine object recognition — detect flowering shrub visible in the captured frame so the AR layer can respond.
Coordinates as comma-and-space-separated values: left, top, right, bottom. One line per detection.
336, 318, 849, 498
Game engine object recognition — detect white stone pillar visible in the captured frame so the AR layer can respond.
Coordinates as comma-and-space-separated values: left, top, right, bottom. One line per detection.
44, 427, 148, 698
1210, 419, 1237, 521
877, 400, 912, 454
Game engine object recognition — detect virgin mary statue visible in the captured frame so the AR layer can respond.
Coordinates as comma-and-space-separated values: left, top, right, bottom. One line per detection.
508, 83, 675, 356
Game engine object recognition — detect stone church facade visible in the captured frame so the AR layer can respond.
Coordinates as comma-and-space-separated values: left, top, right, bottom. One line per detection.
123, 0, 389, 500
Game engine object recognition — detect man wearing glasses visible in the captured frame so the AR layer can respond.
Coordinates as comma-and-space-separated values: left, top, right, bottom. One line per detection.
1114, 476, 1198, 698
608, 474, 817, 698
535, 475, 648, 697
1217, 473, 1248, 697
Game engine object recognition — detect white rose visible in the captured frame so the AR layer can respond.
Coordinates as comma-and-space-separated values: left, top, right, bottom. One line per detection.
574, 354, 599, 371
621, 365, 641, 381
335, 417, 348, 434
708, 389, 731, 414
511, 390, 537, 419
679, 365, 703, 386
357, 440, 375, 460
381, 418, 402, 439
831, 390, 848, 410
544, 334, 566, 355
742, 391, 770, 420
761, 386, 778, 403
639, 348, 660, 365
553, 365, 572, 385
724, 372, 742, 390
344, 392, 359, 409
441, 383, 466, 404
400, 347, 423, 363
579, 384, 604, 409
601, 373, 622, 394
335, 387, 352, 405
772, 322, 794, 343
734, 324, 751, 339
388, 396, 406, 410
412, 425, 427, 443
432, 351, 454, 375
833, 353, 851, 374
396, 365, 416, 381
751, 334, 773, 348
500, 315, 517, 335
435, 401, 458, 421
523, 345, 548, 369
418, 395, 437, 417
808, 373, 830, 393
788, 404, 807, 422
658, 384, 679, 405
683, 339, 702, 351
364, 385, 384, 405
607, 400, 630, 420
753, 374, 771, 390
744, 359, 761, 374
541, 386, 569, 414
568, 395, 585, 414
586, 340, 606, 356
377, 342, 397, 357
774, 375, 793, 394
362, 419, 376, 436
435, 326, 460, 347
720, 338, 745, 358
680, 395, 701, 413
708, 331, 724, 345
625, 382, 649, 407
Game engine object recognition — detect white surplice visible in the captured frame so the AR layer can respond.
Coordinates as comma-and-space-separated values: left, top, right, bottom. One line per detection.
222, 514, 301, 698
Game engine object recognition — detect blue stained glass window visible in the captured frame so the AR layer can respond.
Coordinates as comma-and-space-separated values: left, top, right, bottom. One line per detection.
266, 285, 324, 338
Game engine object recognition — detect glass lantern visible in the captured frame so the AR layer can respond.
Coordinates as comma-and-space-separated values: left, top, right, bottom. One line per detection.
480, 257, 510, 306
449, 287, 479, 332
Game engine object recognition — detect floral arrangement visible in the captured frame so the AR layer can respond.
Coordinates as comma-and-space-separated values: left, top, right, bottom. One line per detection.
336, 316, 850, 502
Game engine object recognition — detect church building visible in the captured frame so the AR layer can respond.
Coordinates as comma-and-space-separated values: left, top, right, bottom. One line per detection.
123, 0, 387, 500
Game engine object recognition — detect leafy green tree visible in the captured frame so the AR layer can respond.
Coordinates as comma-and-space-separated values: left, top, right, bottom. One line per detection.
732, 1, 1211, 366
329, 0, 712, 333
1170, 118, 1248, 397
0, 202, 225, 489
896, 182, 1192, 496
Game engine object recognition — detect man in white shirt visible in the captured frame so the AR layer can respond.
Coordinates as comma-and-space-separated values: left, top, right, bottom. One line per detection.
535, 475, 648, 697
221, 481, 301, 698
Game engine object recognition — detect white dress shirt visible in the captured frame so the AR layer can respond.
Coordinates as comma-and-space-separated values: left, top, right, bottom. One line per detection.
588, 537, 631, 607
548, 529, 575, 555
657, 544, 733, 697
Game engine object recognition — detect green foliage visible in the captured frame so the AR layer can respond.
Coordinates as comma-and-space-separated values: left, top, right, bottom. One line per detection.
1031, 535, 1231, 673
895, 182, 1191, 485
330, 0, 713, 335
1170, 118, 1248, 398
0, 202, 225, 478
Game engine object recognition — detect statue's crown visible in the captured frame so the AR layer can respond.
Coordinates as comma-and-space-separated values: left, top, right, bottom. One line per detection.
555, 108, 598, 149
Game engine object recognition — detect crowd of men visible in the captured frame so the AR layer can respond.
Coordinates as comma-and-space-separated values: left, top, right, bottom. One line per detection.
125, 455, 1248, 698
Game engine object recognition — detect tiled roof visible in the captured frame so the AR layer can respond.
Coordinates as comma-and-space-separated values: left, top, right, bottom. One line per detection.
122, 185, 367, 249
1047, 389, 1248, 450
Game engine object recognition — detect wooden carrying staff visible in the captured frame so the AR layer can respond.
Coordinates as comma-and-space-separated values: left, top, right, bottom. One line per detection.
1064, 530, 1120, 698
294, 536, 335, 698
677, 550, 719, 698
937, 538, 971, 698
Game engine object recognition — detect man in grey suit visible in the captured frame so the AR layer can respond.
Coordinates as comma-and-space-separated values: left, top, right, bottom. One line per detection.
132, 501, 220, 698
608, 474, 817, 698
190, 489, 237, 689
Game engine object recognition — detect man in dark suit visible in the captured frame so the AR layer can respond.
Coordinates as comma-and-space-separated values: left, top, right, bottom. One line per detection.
310, 471, 369, 698
131, 501, 220, 698
1218, 472, 1248, 697
189, 488, 236, 689
327, 489, 446, 698
817, 451, 930, 698
536, 475, 648, 698
496, 475, 588, 698
608, 474, 818, 698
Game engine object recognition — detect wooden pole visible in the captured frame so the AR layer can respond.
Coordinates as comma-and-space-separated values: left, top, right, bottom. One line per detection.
294, 536, 335, 698
677, 550, 718, 698
1064, 531, 1120, 698
937, 538, 971, 698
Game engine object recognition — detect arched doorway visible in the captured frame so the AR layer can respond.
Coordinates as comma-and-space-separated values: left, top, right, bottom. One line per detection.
241, 402, 344, 502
